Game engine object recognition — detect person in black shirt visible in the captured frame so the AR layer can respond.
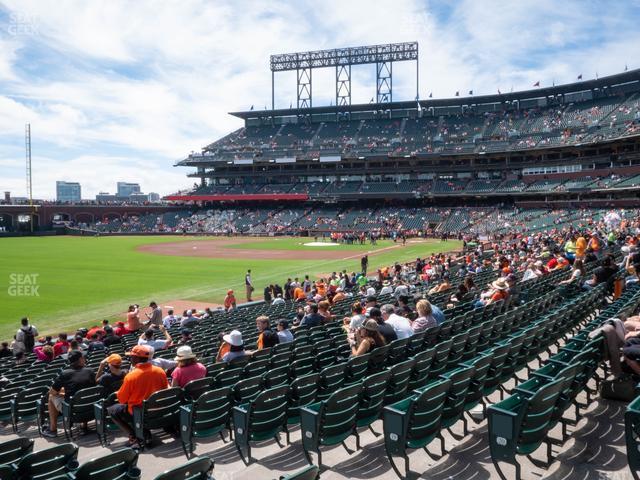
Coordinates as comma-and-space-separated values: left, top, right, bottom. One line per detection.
102, 326, 121, 349
368, 307, 397, 344
42, 351, 95, 437
95, 353, 126, 395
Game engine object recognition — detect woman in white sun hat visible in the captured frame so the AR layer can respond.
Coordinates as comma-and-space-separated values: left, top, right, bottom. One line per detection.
170, 345, 206, 388
221, 330, 246, 363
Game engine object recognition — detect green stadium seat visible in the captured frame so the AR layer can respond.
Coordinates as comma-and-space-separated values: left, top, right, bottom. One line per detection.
50, 448, 139, 480
61, 386, 105, 440
356, 370, 391, 432
94, 392, 119, 447
233, 385, 290, 464
285, 373, 320, 431
383, 358, 416, 405
300, 383, 363, 468
10, 385, 49, 433
277, 465, 319, 480
0, 437, 33, 466
316, 363, 347, 402
383, 378, 452, 477
488, 378, 565, 480
180, 387, 233, 458
13, 442, 79, 480
152, 457, 214, 480
183, 377, 215, 402
132, 387, 185, 449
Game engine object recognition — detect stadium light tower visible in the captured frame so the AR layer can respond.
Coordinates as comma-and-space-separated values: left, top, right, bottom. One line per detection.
270, 42, 419, 110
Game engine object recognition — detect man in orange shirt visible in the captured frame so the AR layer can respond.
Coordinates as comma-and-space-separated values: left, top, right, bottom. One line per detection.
108, 345, 168, 448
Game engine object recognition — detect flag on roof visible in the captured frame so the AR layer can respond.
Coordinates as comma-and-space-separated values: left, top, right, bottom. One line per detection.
468, 90, 473, 95
429, 92, 432, 98
455, 91, 459, 96
497, 89, 501, 94
533, 81, 540, 87
577, 74, 583, 80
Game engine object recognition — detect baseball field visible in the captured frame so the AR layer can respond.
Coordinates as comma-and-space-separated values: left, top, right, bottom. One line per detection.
0, 235, 462, 341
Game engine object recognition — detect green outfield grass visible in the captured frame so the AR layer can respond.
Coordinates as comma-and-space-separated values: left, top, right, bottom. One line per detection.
0, 235, 461, 341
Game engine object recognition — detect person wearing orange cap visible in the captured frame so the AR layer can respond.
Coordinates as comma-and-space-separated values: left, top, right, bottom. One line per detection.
223, 289, 236, 312
95, 353, 126, 394
108, 345, 168, 448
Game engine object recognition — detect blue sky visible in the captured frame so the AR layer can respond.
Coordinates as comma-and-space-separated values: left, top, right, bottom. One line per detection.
0, 0, 639, 199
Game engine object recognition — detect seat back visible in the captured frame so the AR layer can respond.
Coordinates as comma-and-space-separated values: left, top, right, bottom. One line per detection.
482, 343, 511, 394
406, 378, 452, 446
429, 338, 453, 379
439, 365, 476, 427
387, 338, 409, 365
0, 437, 33, 466
384, 358, 417, 405
519, 377, 566, 445
357, 370, 391, 427
462, 352, 494, 409
407, 346, 436, 392
73, 448, 138, 480
140, 388, 185, 431
367, 345, 390, 373
183, 377, 214, 402
190, 387, 232, 436
286, 373, 320, 423
344, 355, 370, 385
278, 465, 319, 480
16, 443, 79, 479
233, 376, 264, 405
317, 364, 347, 402
65, 386, 105, 424
319, 383, 363, 440
246, 385, 290, 441
383, 378, 451, 456
152, 457, 214, 480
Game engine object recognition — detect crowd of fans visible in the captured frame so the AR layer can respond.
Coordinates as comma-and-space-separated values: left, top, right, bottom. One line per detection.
5, 206, 640, 454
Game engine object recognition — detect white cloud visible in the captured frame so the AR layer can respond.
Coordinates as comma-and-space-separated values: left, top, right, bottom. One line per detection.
0, 0, 638, 199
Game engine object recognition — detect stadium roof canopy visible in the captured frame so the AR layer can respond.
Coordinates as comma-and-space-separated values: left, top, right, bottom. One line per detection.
230, 67, 640, 120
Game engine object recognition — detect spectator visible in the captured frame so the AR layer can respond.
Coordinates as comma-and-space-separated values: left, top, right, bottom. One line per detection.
347, 301, 367, 332
171, 346, 206, 388
272, 294, 285, 306
87, 333, 105, 352
95, 354, 126, 395
380, 280, 393, 296
256, 315, 279, 349
126, 304, 142, 333
138, 326, 172, 353
114, 321, 128, 337
381, 304, 413, 339
300, 303, 324, 328
224, 290, 237, 312
351, 320, 386, 356
162, 309, 178, 328
34, 344, 54, 362
560, 259, 585, 285
53, 333, 70, 357
0, 342, 11, 358
318, 300, 333, 323
181, 310, 199, 329
412, 299, 437, 333
102, 326, 121, 348
42, 351, 96, 437
108, 345, 168, 448
145, 301, 162, 327
221, 330, 247, 363
368, 307, 397, 344
85, 324, 105, 340
264, 285, 273, 304
474, 278, 509, 308
276, 320, 294, 343
15, 317, 38, 356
